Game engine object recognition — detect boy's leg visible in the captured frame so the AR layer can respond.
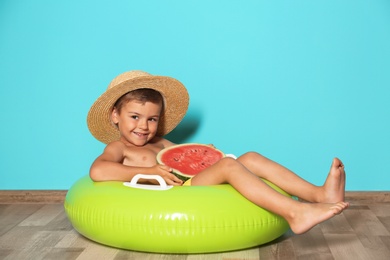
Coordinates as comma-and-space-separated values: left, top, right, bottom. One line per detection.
236, 152, 346, 203
191, 157, 348, 234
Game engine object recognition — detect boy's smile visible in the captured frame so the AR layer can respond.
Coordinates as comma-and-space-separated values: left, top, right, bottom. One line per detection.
111, 100, 162, 146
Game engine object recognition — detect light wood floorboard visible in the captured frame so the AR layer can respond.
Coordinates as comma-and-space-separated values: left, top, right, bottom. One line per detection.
0, 201, 389, 259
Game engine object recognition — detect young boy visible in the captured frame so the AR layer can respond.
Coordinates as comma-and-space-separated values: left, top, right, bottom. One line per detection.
88, 70, 349, 235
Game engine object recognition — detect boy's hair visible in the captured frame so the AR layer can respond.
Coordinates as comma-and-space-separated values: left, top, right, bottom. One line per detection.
113, 88, 164, 113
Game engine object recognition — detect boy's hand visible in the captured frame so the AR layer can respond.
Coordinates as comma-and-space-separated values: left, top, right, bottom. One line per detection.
151, 165, 183, 186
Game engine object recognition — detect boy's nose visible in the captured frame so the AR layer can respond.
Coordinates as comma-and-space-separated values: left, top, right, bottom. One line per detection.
138, 120, 148, 130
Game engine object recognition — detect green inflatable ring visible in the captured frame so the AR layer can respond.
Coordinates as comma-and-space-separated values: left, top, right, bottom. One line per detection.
64, 175, 290, 253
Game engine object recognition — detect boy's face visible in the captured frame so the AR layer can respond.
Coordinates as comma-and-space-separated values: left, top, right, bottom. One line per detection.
111, 100, 162, 146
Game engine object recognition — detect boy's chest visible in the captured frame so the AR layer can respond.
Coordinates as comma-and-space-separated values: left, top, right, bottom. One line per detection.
123, 145, 162, 167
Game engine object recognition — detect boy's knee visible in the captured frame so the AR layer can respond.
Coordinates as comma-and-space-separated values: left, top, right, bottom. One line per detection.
240, 151, 261, 162
237, 152, 268, 168
218, 157, 240, 171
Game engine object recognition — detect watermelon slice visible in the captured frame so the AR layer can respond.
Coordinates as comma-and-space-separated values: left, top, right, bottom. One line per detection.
156, 143, 225, 181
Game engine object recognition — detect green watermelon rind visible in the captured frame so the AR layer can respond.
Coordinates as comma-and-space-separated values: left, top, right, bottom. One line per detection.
156, 143, 225, 182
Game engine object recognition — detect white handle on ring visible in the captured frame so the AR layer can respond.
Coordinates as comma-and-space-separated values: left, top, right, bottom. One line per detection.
225, 154, 237, 159
123, 174, 173, 190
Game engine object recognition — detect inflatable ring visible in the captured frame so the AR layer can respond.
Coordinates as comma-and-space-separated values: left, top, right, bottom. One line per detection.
64, 175, 290, 253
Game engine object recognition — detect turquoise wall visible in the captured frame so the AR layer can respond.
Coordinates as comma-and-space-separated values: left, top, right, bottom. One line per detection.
1, 1, 389, 190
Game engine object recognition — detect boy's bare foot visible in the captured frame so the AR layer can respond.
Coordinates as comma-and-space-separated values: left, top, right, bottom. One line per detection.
318, 158, 346, 203
287, 201, 349, 234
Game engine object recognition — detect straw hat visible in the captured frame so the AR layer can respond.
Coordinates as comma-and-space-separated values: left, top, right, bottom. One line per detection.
87, 70, 189, 144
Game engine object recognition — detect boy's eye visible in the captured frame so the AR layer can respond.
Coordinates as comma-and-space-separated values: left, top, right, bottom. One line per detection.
149, 118, 158, 122
131, 115, 139, 120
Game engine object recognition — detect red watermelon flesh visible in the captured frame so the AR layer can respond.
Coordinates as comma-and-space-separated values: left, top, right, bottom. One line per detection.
157, 144, 225, 181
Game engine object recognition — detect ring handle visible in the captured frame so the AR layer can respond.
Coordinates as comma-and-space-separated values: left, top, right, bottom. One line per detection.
226, 154, 237, 159
124, 174, 173, 190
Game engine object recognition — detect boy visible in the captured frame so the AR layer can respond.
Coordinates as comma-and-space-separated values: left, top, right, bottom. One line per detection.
88, 70, 349, 235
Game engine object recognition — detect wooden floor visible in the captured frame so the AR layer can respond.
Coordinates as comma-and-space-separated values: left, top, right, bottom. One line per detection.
0, 200, 390, 260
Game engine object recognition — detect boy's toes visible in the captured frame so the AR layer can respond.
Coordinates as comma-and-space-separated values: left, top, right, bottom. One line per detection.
330, 202, 349, 214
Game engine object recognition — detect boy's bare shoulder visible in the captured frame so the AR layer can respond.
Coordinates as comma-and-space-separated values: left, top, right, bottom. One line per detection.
105, 140, 126, 151
150, 136, 175, 148
102, 141, 127, 158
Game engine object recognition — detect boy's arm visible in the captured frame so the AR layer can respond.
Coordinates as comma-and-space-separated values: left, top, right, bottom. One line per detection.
89, 142, 182, 185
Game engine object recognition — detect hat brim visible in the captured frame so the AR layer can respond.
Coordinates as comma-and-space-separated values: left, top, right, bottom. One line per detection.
87, 75, 189, 144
